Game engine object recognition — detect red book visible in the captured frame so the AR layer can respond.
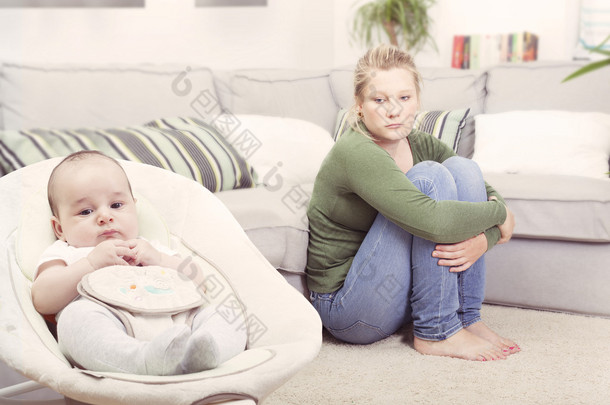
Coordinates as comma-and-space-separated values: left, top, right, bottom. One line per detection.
452, 35, 465, 68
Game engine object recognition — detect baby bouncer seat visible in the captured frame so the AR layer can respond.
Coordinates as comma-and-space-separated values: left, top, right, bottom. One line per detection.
0, 158, 322, 404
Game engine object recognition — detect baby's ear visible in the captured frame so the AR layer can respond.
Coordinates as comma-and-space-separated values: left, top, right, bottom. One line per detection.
50, 216, 65, 241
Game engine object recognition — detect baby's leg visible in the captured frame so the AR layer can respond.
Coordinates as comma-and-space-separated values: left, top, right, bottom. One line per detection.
57, 299, 190, 375
181, 304, 247, 373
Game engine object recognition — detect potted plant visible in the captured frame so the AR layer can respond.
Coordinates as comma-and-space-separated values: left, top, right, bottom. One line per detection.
350, 0, 437, 53
563, 35, 610, 82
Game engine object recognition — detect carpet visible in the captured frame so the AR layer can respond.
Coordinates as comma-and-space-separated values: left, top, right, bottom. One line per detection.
263, 304, 610, 405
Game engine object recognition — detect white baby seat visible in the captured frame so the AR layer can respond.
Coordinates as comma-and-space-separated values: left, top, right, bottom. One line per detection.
0, 158, 322, 405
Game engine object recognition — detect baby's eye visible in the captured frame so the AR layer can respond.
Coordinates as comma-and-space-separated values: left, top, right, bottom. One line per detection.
79, 209, 93, 216
111, 202, 123, 209
400, 95, 410, 101
374, 98, 386, 104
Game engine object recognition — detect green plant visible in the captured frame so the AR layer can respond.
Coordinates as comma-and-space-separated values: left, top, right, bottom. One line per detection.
563, 35, 610, 178
563, 35, 610, 82
350, 0, 437, 54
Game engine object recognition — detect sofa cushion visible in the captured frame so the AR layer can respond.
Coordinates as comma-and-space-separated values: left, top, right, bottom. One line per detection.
484, 172, 610, 242
473, 110, 610, 179
329, 66, 485, 158
213, 69, 338, 135
0, 121, 256, 192
0, 63, 221, 129
483, 61, 610, 114
333, 107, 470, 153
210, 114, 334, 187
413, 108, 470, 152
216, 185, 312, 274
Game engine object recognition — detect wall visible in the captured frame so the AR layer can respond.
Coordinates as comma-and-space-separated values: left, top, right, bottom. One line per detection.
334, 0, 582, 68
0, 0, 334, 69
0, 0, 583, 69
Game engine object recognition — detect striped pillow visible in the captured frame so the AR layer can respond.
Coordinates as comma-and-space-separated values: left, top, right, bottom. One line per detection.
0, 120, 256, 192
333, 108, 470, 152
414, 109, 470, 151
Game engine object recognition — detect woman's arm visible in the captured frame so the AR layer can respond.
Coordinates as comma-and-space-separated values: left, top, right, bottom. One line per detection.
433, 197, 515, 272
341, 134, 507, 244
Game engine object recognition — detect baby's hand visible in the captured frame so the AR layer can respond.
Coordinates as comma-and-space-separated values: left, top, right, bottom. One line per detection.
87, 240, 132, 270
124, 239, 162, 267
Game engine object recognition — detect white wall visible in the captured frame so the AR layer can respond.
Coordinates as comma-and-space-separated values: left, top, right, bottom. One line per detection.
334, 0, 582, 68
0, 0, 583, 69
0, 0, 334, 69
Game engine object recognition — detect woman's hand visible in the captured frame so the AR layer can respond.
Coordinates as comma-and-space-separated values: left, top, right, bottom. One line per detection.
433, 233, 488, 273
489, 196, 515, 244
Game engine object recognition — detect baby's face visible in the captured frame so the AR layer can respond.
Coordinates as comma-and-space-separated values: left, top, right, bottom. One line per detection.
51, 158, 139, 247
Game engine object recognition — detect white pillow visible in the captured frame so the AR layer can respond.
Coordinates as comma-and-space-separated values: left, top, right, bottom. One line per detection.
473, 110, 610, 179
215, 114, 335, 186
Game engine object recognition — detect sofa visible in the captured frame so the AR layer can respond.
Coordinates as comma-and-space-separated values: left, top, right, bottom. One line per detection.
0, 60, 609, 321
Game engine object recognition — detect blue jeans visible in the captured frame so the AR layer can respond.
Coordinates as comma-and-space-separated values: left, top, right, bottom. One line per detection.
310, 156, 487, 344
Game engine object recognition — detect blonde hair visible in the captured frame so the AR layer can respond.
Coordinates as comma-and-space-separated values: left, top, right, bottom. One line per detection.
348, 44, 422, 137
47, 150, 133, 217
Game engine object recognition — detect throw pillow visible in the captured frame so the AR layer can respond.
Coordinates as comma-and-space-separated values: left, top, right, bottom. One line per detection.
472, 110, 610, 179
333, 108, 471, 152
0, 122, 256, 192
197, 114, 335, 187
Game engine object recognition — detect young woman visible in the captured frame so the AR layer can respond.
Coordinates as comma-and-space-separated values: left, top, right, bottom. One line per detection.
306, 44, 519, 361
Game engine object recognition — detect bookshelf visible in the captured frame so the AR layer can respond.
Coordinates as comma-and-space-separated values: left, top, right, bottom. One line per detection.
452, 32, 538, 69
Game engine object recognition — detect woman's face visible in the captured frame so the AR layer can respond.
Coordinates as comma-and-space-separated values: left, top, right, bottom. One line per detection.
357, 68, 419, 143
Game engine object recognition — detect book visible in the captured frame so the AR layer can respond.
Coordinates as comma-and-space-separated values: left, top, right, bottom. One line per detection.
523, 31, 539, 61
469, 34, 480, 69
512, 32, 524, 63
451, 35, 465, 68
451, 31, 537, 68
462, 36, 471, 69
478, 34, 500, 69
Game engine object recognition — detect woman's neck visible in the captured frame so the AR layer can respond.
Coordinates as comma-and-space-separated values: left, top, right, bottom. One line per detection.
375, 137, 413, 173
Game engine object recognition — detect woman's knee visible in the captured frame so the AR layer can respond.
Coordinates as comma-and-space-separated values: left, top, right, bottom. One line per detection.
407, 161, 457, 201
442, 156, 486, 202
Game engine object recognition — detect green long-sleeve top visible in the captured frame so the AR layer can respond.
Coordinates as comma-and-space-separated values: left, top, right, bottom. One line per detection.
306, 127, 507, 293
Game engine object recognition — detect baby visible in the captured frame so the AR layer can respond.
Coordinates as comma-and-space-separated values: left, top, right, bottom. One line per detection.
31, 151, 246, 375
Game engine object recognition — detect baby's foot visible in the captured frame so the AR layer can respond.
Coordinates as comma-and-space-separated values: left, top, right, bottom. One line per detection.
414, 329, 507, 361
466, 321, 520, 355
143, 324, 190, 375
181, 306, 247, 373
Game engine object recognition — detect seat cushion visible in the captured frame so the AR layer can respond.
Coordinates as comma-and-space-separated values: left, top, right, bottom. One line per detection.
484, 173, 610, 242
216, 185, 311, 274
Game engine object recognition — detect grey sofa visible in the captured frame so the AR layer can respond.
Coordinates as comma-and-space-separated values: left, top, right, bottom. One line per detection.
1, 60, 609, 319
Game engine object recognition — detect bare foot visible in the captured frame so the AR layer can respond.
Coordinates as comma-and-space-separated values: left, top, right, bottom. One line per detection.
413, 329, 506, 361
466, 321, 521, 355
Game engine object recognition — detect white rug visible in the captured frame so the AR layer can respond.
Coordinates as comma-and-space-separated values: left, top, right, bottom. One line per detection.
263, 305, 610, 405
